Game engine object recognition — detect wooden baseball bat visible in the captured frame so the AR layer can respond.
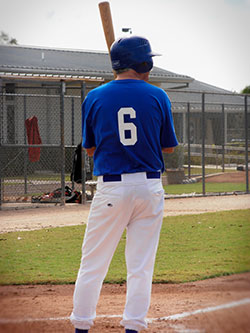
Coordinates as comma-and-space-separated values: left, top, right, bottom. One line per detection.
98, 1, 115, 54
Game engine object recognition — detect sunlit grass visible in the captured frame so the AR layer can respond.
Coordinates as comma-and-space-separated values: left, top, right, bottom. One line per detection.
0, 210, 249, 285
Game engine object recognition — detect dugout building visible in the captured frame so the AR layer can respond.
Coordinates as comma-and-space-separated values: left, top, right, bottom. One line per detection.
0, 44, 246, 148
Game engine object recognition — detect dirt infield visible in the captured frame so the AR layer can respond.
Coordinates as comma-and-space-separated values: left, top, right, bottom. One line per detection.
204, 171, 250, 183
0, 273, 249, 332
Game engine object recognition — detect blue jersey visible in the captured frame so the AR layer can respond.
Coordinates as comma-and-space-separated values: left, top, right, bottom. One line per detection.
82, 79, 178, 176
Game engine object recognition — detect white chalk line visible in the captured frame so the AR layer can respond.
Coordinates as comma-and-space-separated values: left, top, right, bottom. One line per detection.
0, 298, 249, 325
151, 297, 250, 322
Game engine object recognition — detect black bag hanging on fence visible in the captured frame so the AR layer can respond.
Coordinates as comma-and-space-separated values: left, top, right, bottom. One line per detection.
70, 143, 92, 183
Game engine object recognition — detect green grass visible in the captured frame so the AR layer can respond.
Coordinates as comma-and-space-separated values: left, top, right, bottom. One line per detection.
0, 210, 249, 285
154, 210, 250, 283
164, 182, 247, 195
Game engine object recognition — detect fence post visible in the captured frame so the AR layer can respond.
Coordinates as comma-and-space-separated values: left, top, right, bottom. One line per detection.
71, 97, 75, 146
71, 97, 75, 190
46, 88, 51, 144
23, 95, 28, 194
202, 93, 206, 195
60, 81, 66, 205
0, 91, 3, 209
187, 102, 191, 178
244, 95, 249, 193
222, 104, 225, 173
81, 82, 86, 204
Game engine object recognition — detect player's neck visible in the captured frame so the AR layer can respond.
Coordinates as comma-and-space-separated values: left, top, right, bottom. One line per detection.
115, 70, 149, 82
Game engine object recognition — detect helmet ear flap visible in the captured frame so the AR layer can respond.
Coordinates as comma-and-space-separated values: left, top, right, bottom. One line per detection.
131, 59, 153, 74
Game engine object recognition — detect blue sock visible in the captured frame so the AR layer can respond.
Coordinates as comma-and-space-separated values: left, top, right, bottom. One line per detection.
75, 329, 88, 333
125, 330, 138, 333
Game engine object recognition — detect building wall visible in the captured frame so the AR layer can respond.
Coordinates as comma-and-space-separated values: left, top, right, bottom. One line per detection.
0, 80, 85, 146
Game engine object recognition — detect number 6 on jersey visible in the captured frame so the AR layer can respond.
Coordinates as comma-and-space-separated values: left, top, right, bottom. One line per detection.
118, 107, 138, 146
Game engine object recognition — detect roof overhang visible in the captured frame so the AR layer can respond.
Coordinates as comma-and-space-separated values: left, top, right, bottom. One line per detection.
0, 71, 104, 83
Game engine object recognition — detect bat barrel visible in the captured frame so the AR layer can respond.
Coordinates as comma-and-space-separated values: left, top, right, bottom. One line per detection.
98, 1, 115, 53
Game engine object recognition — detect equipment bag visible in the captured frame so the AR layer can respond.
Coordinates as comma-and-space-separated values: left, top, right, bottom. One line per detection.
32, 186, 82, 203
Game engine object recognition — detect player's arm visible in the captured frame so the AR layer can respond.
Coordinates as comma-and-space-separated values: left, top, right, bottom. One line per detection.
85, 146, 96, 157
162, 147, 175, 154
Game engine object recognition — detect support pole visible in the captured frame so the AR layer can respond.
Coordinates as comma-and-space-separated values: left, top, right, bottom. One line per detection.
187, 102, 191, 179
60, 81, 66, 205
0, 91, 3, 210
71, 97, 75, 190
71, 97, 75, 146
222, 104, 225, 173
201, 93, 206, 195
81, 82, 86, 204
244, 95, 249, 193
23, 95, 28, 194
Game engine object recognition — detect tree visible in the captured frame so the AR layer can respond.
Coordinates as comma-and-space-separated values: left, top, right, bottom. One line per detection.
241, 85, 250, 94
0, 31, 18, 45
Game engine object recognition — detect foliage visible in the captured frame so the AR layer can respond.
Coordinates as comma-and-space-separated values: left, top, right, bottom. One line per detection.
0, 31, 18, 45
0, 210, 249, 285
241, 85, 250, 94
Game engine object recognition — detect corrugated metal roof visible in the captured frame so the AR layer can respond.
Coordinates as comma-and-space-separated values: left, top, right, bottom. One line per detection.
0, 44, 193, 83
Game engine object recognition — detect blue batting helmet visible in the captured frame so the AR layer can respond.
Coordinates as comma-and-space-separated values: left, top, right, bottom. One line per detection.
110, 36, 160, 73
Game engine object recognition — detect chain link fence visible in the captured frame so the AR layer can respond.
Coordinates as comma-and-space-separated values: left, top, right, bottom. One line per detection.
164, 90, 249, 197
0, 84, 249, 209
0, 83, 85, 208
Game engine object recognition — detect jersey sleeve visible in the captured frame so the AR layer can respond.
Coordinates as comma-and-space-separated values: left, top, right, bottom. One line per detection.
160, 94, 179, 148
82, 96, 96, 149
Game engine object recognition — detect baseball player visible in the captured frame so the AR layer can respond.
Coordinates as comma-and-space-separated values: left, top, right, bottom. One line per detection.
70, 35, 178, 333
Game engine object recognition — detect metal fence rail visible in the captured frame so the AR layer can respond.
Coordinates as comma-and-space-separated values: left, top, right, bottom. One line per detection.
0, 86, 249, 209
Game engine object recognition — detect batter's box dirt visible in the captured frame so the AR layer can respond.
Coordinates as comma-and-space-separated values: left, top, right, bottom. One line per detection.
0, 273, 250, 333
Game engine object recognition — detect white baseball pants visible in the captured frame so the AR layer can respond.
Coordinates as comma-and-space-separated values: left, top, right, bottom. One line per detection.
70, 172, 164, 332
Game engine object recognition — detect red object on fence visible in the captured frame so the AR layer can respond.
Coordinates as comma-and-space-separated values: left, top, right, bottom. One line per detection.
25, 116, 42, 162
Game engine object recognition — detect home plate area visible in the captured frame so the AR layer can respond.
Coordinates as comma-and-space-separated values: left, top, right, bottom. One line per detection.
0, 273, 250, 332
